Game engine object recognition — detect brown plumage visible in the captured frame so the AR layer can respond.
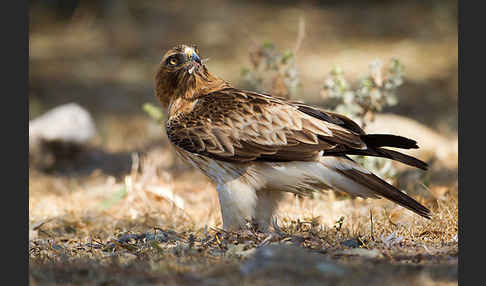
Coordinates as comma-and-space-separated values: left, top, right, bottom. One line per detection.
154, 44, 431, 231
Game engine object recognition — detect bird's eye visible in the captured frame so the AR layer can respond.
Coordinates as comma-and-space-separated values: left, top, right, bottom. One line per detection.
168, 56, 178, 66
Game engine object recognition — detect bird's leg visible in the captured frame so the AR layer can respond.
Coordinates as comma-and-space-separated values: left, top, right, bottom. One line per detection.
216, 180, 257, 231
254, 190, 284, 231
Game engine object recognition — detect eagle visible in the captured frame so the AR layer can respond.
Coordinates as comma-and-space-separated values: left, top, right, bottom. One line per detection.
154, 44, 430, 231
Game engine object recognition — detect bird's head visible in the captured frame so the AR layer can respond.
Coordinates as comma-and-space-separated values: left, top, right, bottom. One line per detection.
154, 44, 227, 108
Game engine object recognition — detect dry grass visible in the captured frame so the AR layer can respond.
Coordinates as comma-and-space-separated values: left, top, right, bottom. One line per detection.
29, 138, 458, 285
29, 1, 457, 284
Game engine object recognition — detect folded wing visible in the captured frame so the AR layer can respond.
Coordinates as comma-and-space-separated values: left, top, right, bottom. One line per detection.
167, 89, 368, 162
167, 88, 427, 170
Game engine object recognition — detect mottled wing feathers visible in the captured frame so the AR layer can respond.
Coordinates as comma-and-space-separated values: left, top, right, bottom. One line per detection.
166, 88, 367, 162
167, 88, 428, 170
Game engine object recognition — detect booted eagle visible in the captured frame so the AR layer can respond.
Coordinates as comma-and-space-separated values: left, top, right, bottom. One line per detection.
154, 44, 430, 231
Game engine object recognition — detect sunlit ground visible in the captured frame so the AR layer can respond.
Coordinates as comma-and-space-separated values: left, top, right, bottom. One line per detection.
29, 1, 457, 285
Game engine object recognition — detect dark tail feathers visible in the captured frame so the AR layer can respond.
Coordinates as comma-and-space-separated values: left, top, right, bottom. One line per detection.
361, 134, 419, 149
374, 147, 428, 170
352, 134, 428, 170
335, 160, 431, 219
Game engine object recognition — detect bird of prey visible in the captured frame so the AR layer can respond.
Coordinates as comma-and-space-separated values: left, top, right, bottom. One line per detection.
154, 44, 431, 231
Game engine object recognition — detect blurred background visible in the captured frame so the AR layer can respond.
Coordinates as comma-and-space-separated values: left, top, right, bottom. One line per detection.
29, 0, 457, 231
29, 3, 458, 284
29, 0, 457, 127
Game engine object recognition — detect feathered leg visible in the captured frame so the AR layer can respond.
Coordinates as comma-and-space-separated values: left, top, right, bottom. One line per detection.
216, 179, 257, 231
254, 190, 284, 231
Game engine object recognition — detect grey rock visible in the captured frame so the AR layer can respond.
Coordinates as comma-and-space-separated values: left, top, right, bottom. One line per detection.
29, 103, 96, 146
29, 103, 97, 169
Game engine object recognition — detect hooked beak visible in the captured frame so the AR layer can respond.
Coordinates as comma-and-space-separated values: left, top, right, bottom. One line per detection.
184, 47, 202, 65
185, 47, 201, 75
191, 52, 202, 64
